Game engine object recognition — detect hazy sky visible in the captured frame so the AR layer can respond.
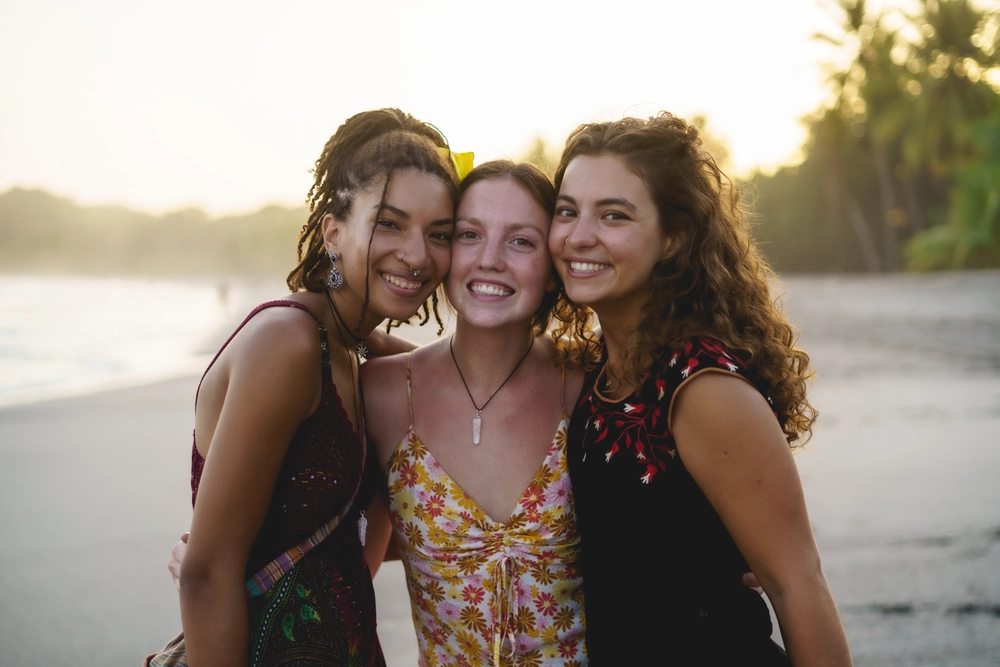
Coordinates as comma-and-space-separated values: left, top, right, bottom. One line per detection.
1, 0, 919, 214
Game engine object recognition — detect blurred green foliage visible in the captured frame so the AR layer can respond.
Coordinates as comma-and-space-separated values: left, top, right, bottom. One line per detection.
754, 0, 1000, 272
0, 188, 306, 277
4, 0, 997, 277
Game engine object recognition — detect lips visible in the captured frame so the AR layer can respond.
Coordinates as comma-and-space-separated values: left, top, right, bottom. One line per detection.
569, 260, 609, 273
381, 272, 422, 291
468, 281, 513, 297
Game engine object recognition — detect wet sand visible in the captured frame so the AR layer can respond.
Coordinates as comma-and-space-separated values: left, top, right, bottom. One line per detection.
0, 271, 997, 666
780, 271, 1000, 666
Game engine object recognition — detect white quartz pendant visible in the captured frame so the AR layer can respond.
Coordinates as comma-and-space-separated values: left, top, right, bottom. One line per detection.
358, 510, 368, 546
472, 412, 482, 446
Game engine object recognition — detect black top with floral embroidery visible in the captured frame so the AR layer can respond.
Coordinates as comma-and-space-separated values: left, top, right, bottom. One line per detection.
567, 337, 789, 665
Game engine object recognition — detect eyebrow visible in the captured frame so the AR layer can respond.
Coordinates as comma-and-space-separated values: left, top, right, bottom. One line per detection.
375, 203, 410, 219
555, 194, 638, 212
457, 218, 543, 233
377, 203, 454, 227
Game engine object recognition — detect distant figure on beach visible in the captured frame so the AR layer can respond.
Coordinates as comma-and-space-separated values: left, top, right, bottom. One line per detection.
549, 113, 852, 665
170, 108, 461, 667
361, 160, 588, 665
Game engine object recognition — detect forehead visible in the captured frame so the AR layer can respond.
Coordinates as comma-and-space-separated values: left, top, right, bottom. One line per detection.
457, 177, 550, 233
559, 155, 652, 206
360, 168, 454, 215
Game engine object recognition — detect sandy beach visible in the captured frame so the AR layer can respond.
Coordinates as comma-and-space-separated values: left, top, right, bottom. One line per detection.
1, 271, 997, 666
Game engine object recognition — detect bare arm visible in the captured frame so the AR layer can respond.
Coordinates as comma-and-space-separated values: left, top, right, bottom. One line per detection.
179, 314, 320, 667
673, 372, 851, 667
364, 328, 418, 358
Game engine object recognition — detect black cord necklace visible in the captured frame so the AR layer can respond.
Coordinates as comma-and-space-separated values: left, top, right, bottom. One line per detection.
449, 334, 534, 446
322, 291, 368, 545
324, 290, 368, 359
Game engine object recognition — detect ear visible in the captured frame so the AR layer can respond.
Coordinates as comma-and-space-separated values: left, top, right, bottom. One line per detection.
661, 230, 687, 262
321, 213, 341, 255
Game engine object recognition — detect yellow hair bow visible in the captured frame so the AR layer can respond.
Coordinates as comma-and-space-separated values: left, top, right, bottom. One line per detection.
437, 147, 475, 182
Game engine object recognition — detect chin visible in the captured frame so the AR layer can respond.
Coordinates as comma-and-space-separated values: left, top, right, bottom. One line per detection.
563, 285, 599, 307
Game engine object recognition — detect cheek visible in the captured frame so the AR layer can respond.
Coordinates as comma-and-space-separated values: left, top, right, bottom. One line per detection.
430, 243, 453, 275
547, 227, 564, 257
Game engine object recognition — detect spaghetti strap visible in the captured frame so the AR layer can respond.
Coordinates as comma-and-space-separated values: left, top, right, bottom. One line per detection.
560, 365, 569, 415
195, 299, 330, 408
405, 351, 415, 428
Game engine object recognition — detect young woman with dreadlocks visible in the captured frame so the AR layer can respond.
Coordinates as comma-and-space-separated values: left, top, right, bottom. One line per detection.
176, 108, 460, 667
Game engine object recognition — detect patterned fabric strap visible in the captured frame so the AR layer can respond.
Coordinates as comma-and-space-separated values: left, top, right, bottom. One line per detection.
244, 499, 354, 598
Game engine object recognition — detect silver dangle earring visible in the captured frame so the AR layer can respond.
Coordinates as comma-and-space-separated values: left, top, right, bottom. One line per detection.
327, 252, 344, 290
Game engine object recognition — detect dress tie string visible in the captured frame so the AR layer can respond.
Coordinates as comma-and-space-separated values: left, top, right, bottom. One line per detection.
491, 553, 518, 665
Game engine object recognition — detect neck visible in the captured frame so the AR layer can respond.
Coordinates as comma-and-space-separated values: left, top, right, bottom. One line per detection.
591, 298, 646, 393
450, 320, 535, 387
324, 289, 379, 349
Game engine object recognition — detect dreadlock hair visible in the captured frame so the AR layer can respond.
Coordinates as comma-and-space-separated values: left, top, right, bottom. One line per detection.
551, 112, 816, 445
286, 108, 459, 332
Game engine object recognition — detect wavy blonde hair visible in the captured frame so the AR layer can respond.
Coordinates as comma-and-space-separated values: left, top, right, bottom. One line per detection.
552, 112, 816, 444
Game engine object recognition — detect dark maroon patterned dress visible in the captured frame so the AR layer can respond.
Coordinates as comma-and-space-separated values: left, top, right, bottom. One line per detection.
567, 337, 789, 665
191, 300, 385, 667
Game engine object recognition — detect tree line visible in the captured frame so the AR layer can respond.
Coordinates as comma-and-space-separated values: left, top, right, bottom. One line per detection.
3, 1, 996, 278
0, 187, 305, 277
751, 0, 1000, 272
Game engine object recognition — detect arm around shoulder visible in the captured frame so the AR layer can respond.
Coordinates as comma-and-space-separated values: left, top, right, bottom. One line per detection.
672, 372, 852, 667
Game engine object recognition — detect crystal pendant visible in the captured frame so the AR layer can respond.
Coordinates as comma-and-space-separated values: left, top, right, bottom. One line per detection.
472, 412, 482, 446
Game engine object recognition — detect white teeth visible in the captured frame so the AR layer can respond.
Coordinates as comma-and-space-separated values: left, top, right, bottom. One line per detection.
383, 273, 421, 290
570, 261, 608, 273
469, 282, 513, 297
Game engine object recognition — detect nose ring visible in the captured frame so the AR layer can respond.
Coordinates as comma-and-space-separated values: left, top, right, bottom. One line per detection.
399, 251, 421, 277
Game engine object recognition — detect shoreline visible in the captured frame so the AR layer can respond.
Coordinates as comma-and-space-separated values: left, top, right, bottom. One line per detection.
1, 271, 998, 666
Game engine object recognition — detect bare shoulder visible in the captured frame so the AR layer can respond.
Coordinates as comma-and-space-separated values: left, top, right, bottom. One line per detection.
360, 351, 409, 402
361, 349, 417, 470
228, 304, 323, 374
672, 370, 791, 471
673, 371, 771, 423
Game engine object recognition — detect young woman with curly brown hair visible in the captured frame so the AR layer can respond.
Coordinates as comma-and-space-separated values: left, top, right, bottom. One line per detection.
548, 113, 852, 665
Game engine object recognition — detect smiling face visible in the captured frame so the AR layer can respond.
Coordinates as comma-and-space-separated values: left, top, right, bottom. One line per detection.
323, 168, 455, 326
447, 177, 554, 332
548, 154, 672, 321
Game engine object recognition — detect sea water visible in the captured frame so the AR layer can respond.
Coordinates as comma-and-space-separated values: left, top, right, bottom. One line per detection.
0, 274, 235, 407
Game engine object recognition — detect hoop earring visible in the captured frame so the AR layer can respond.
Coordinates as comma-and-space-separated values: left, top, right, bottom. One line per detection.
327, 253, 344, 290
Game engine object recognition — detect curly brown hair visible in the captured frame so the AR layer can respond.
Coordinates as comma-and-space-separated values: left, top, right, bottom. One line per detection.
286, 108, 460, 331
552, 112, 816, 444
456, 159, 581, 339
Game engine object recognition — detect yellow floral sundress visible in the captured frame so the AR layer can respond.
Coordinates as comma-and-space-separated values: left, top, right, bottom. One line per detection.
384, 354, 587, 667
